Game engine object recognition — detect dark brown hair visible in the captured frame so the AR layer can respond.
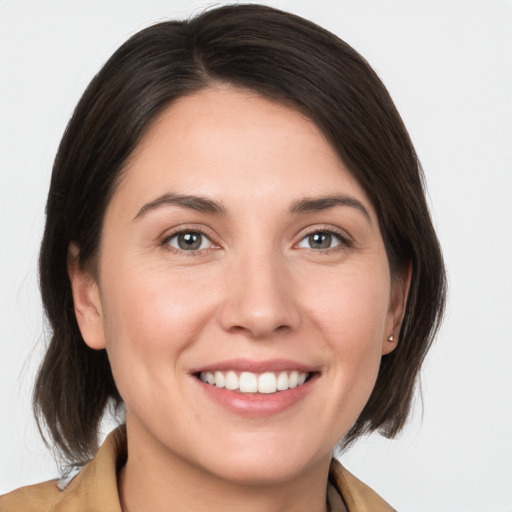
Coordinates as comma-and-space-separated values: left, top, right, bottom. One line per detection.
34, 3, 446, 466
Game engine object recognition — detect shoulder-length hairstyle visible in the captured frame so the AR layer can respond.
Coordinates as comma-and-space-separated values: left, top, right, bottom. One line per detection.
34, 3, 446, 466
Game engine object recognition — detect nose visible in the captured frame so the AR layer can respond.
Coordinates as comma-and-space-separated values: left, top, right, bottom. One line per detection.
217, 251, 301, 339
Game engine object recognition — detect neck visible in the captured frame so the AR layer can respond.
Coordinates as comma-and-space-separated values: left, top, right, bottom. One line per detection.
118, 420, 334, 512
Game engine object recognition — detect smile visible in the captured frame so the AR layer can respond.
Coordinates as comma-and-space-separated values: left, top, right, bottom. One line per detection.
198, 370, 310, 394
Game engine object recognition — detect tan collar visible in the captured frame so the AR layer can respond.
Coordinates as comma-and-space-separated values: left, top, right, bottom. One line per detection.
52, 426, 126, 511
328, 458, 396, 512
1, 427, 395, 512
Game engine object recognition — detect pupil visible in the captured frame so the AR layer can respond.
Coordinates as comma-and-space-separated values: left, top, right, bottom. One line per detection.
309, 232, 331, 249
178, 232, 201, 250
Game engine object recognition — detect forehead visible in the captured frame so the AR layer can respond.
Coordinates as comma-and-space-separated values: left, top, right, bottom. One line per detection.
110, 86, 375, 220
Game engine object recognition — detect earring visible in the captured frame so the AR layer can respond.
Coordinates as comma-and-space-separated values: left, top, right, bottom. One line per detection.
387, 334, 394, 342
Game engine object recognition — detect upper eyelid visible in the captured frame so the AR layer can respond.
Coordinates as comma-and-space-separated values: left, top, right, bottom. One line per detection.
160, 224, 217, 242
165, 230, 212, 243
296, 225, 352, 242
292, 227, 353, 253
160, 227, 220, 253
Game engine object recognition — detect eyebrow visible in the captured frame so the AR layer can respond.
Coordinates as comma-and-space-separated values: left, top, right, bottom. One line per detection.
134, 192, 372, 224
290, 195, 372, 223
134, 193, 226, 220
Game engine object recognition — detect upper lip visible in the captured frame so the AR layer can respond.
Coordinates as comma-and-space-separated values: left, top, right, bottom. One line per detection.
190, 358, 318, 374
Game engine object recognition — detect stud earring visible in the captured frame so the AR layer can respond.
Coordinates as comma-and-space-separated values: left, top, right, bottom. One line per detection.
387, 334, 394, 342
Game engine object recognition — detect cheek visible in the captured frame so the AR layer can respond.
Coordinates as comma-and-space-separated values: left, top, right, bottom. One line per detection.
303, 261, 391, 344
99, 262, 217, 394
301, 265, 391, 415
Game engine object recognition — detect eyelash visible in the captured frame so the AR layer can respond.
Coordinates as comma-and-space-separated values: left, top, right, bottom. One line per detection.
294, 227, 352, 254
160, 226, 352, 255
160, 227, 217, 255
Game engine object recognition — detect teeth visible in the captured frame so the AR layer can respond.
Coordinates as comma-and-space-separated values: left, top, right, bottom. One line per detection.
289, 370, 299, 388
239, 372, 258, 392
214, 371, 225, 388
276, 371, 289, 391
258, 372, 276, 394
225, 371, 238, 390
198, 370, 310, 394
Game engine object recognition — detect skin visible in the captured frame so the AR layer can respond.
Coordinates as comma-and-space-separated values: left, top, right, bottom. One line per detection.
69, 86, 408, 512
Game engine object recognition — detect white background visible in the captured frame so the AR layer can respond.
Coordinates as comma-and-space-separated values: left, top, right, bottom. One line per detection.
1, 1, 511, 510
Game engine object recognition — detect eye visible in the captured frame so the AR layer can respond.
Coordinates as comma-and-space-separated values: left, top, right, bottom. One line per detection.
296, 231, 343, 250
165, 231, 213, 251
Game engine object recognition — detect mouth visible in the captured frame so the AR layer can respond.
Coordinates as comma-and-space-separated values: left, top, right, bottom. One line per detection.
195, 370, 312, 394
191, 360, 319, 416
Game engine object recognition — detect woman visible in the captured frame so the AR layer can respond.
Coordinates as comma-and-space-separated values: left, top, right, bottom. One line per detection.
0, 4, 445, 511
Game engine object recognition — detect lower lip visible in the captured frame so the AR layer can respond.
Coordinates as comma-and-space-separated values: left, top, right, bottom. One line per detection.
194, 374, 318, 417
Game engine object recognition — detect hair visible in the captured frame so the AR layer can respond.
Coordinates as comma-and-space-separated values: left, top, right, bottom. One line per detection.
34, 3, 446, 467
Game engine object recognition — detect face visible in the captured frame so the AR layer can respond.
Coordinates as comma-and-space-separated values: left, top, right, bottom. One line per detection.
71, 86, 406, 485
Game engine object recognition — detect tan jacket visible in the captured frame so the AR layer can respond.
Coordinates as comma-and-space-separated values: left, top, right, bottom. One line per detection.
0, 428, 395, 511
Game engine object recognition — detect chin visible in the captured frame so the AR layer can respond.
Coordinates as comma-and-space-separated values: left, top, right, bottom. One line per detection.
195, 434, 330, 486
206, 456, 312, 486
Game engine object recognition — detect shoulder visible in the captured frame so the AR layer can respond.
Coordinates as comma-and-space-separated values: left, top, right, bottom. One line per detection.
329, 459, 397, 512
0, 480, 61, 512
0, 427, 126, 512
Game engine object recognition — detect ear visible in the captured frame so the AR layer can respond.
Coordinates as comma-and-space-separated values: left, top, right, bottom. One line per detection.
67, 243, 106, 350
382, 262, 412, 355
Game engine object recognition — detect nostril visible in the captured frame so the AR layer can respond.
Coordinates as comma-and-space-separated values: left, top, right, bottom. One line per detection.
228, 323, 291, 339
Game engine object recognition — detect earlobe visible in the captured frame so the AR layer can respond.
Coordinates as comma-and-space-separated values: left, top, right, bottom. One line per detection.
67, 243, 106, 350
382, 262, 412, 355
382, 333, 398, 355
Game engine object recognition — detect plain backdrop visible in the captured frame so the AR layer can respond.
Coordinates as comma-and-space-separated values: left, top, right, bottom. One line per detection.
1, 1, 511, 510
